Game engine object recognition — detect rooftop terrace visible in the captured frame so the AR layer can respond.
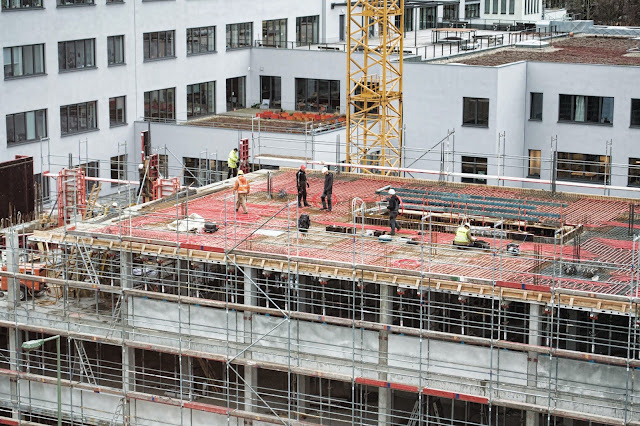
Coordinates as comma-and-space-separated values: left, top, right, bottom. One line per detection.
442, 34, 640, 66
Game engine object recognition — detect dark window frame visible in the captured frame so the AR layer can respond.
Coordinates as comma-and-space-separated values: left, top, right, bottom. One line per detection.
262, 18, 287, 48
296, 15, 319, 46
461, 156, 488, 184
530, 92, 543, 120
144, 87, 176, 123
187, 26, 216, 56
226, 22, 253, 50
6, 108, 47, 146
3, 43, 46, 79
143, 30, 176, 61
556, 152, 611, 184
295, 78, 340, 113
186, 81, 215, 119
629, 158, 640, 187
528, 149, 541, 178
58, 38, 96, 71
558, 94, 614, 125
110, 154, 127, 187
462, 97, 489, 127
260, 76, 282, 109
60, 101, 98, 136
57, 0, 94, 6
109, 96, 126, 127
107, 35, 125, 66
226, 77, 246, 111
631, 99, 640, 127
2, 0, 43, 10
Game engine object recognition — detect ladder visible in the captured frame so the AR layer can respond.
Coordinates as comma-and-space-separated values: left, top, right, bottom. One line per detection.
83, 182, 102, 219
197, 358, 221, 393
110, 398, 125, 426
76, 241, 100, 285
107, 295, 123, 338
407, 399, 421, 426
74, 340, 97, 385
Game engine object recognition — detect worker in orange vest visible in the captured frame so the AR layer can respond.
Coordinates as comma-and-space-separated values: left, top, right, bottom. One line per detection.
233, 170, 250, 214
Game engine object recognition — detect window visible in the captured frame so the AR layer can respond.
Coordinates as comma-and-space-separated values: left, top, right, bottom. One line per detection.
530, 92, 543, 120
34, 173, 50, 202
262, 19, 287, 48
629, 158, 640, 187
443, 5, 458, 20
295, 78, 340, 113
57, 0, 94, 5
484, 0, 490, 15
509, 0, 515, 14
2, 0, 42, 9
493, 0, 498, 14
226, 77, 246, 110
339, 14, 346, 41
260, 76, 281, 109
109, 96, 126, 126
462, 97, 489, 127
461, 156, 487, 184
60, 101, 97, 135
528, 150, 541, 177
631, 99, 640, 127
3, 44, 45, 78
183, 157, 207, 187
465, 3, 480, 18
187, 81, 215, 119
143, 30, 175, 61
558, 94, 614, 124
58, 39, 95, 71
226, 22, 252, 49
107, 35, 124, 65
158, 154, 169, 178
419, 7, 436, 29
557, 152, 610, 184
501, 0, 506, 13
144, 88, 175, 122
296, 16, 318, 46
187, 26, 216, 55
110, 155, 127, 187
106, 0, 123, 3
403, 8, 414, 31
78, 161, 99, 192
6, 109, 47, 145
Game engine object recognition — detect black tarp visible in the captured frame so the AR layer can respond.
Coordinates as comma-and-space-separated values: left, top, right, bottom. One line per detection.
0, 156, 34, 222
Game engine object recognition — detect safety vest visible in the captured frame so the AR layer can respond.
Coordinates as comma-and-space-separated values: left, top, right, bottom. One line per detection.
228, 150, 239, 168
234, 176, 250, 194
454, 226, 471, 244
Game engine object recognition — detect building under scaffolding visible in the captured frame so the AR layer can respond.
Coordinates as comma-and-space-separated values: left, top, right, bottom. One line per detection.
2, 168, 640, 426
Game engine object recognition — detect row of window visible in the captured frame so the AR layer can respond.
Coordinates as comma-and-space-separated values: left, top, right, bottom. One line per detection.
6, 96, 125, 144
530, 93, 640, 126
462, 95, 640, 128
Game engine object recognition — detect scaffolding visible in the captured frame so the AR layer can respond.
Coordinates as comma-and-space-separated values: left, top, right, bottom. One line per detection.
1, 169, 640, 425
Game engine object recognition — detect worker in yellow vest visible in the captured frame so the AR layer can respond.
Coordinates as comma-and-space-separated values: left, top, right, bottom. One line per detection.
454, 222, 476, 247
227, 148, 239, 179
233, 170, 250, 214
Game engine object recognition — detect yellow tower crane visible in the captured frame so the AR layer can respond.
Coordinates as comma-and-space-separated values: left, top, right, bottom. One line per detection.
346, 0, 404, 175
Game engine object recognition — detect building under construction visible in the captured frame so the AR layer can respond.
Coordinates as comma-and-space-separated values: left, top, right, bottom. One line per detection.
1, 167, 640, 426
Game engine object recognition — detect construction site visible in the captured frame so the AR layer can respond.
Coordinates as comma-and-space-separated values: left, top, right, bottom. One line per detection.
3, 1, 640, 426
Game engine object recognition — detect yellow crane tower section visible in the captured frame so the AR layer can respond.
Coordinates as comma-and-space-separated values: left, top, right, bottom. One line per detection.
347, 0, 404, 175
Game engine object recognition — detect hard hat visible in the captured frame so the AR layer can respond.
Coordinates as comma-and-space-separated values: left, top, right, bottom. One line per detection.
237, 170, 244, 175
138, 164, 144, 170
464, 222, 471, 227
322, 167, 328, 174
300, 165, 306, 171
389, 189, 396, 195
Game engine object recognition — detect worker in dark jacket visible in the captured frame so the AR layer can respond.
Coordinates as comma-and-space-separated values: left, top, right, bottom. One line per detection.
387, 189, 401, 235
320, 167, 333, 211
296, 165, 310, 207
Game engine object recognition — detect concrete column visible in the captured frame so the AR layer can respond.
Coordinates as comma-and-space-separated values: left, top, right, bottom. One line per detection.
181, 356, 193, 401
526, 303, 541, 426
243, 366, 259, 414
378, 284, 393, 426
297, 374, 310, 419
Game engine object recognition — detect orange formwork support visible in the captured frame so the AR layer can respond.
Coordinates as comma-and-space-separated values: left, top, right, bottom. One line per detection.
57, 168, 86, 226
153, 177, 180, 200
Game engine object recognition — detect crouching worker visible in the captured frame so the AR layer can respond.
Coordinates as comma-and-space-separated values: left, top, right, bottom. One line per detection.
453, 222, 476, 247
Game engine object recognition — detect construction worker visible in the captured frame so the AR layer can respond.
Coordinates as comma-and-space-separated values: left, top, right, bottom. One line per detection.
454, 222, 476, 247
296, 165, 310, 208
320, 167, 333, 212
387, 189, 401, 236
227, 147, 239, 179
233, 170, 250, 214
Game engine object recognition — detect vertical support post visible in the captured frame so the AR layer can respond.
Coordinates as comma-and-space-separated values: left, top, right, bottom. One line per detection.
120, 251, 135, 422
243, 267, 259, 415
6, 229, 22, 421
526, 303, 541, 426
378, 283, 393, 425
